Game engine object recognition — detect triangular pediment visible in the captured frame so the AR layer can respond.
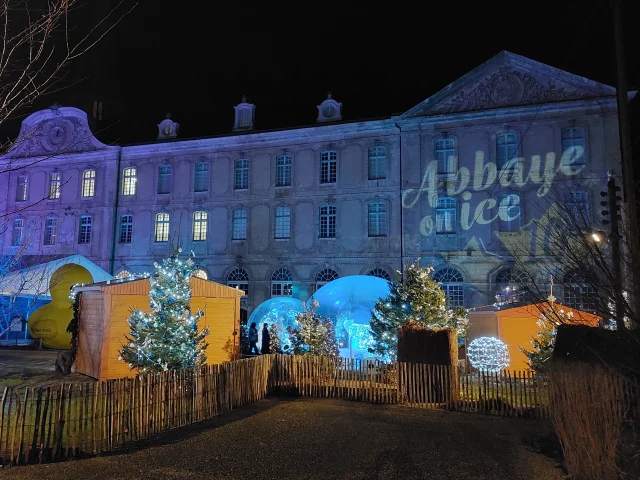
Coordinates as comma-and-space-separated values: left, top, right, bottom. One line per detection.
401, 51, 618, 118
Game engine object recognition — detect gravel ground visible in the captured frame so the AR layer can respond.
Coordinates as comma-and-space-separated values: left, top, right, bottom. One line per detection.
0, 397, 564, 480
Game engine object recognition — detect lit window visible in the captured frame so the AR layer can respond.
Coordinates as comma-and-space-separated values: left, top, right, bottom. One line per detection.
49, 173, 61, 199
271, 268, 292, 297
44, 218, 58, 246
368, 202, 387, 237
561, 127, 586, 166
16, 175, 28, 202
435, 137, 456, 174
12, 219, 24, 246
119, 214, 133, 243
368, 146, 387, 180
276, 154, 292, 187
78, 216, 92, 244
320, 150, 337, 184
82, 170, 96, 198
496, 132, 518, 170
435, 197, 456, 234
433, 266, 464, 307
274, 206, 291, 239
194, 162, 209, 192
319, 204, 336, 238
498, 194, 521, 232
193, 211, 208, 241
122, 167, 137, 196
158, 164, 172, 194
155, 213, 170, 242
234, 159, 249, 190
367, 268, 391, 281
227, 268, 249, 294
232, 209, 248, 240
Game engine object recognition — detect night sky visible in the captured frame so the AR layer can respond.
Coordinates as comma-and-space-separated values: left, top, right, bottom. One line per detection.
8, 1, 640, 147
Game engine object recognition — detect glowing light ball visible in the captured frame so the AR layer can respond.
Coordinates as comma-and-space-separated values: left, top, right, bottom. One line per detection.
467, 337, 510, 372
248, 297, 304, 350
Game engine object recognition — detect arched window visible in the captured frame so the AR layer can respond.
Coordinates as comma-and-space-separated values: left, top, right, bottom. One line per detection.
563, 270, 597, 312
271, 268, 292, 297
314, 268, 338, 292
227, 268, 248, 294
368, 202, 387, 237
319, 204, 337, 238
433, 266, 464, 307
496, 132, 518, 170
368, 268, 391, 281
115, 270, 132, 279
82, 169, 96, 197
193, 269, 208, 280
435, 197, 456, 234
495, 267, 533, 304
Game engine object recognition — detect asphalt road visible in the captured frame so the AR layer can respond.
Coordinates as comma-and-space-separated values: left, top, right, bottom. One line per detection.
0, 397, 564, 480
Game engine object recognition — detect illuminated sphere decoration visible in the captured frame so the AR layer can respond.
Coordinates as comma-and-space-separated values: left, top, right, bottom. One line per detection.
467, 337, 510, 372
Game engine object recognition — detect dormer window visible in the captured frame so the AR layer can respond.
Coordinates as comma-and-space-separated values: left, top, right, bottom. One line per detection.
157, 113, 179, 140
233, 96, 255, 132
317, 93, 342, 123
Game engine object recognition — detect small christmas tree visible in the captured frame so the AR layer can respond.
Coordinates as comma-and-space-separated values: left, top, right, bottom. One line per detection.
369, 259, 468, 361
288, 300, 339, 357
268, 322, 282, 353
119, 249, 209, 372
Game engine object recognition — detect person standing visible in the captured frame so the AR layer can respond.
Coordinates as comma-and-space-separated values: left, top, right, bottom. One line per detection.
249, 322, 260, 355
261, 323, 271, 354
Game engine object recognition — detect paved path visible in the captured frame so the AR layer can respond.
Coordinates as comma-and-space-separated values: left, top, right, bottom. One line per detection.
0, 398, 564, 480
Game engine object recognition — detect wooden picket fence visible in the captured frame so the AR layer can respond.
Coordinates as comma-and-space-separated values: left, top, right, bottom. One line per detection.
0, 354, 550, 465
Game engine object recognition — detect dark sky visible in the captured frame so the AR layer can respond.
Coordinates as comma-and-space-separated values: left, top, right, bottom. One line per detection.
16, 1, 640, 145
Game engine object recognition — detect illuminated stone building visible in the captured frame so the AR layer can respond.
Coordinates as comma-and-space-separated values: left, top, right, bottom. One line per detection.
0, 51, 631, 317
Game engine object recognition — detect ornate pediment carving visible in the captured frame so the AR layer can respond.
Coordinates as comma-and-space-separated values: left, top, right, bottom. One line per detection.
8, 106, 108, 158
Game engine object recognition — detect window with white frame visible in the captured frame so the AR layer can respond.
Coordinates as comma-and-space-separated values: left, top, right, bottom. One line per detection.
271, 268, 292, 297
561, 127, 586, 166
564, 190, 590, 227
122, 167, 137, 196
119, 214, 133, 243
227, 268, 249, 294
435, 137, 455, 174
78, 216, 92, 244
193, 211, 208, 241
12, 219, 24, 246
495, 267, 533, 304
319, 204, 337, 238
232, 209, 248, 240
498, 194, 521, 232
115, 270, 132, 279
496, 132, 518, 170
368, 146, 387, 180
49, 173, 61, 199
563, 270, 597, 312
320, 150, 337, 184
274, 206, 291, 239
82, 170, 96, 198
433, 266, 464, 307
155, 213, 170, 242
44, 217, 58, 246
276, 154, 292, 187
16, 175, 28, 202
158, 164, 172, 194
367, 268, 391, 281
194, 162, 209, 192
193, 269, 208, 280
234, 159, 249, 190
435, 197, 457, 234
368, 202, 387, 237
314, 268, 338, 292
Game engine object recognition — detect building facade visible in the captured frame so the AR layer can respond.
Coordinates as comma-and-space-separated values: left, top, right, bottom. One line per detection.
0, 51, 629, 318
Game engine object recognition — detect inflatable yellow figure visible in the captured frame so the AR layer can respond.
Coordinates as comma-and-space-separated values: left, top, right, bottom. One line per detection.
28, 264, 93, 349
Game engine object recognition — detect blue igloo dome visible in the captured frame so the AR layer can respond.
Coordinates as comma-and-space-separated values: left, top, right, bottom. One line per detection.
248, 297, 304, 351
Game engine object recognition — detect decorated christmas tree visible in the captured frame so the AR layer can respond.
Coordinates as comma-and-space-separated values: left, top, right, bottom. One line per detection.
288, 300, 339, 357
268, 322, 282, 353
369, 259, 468, 361
119, 249, 210, 372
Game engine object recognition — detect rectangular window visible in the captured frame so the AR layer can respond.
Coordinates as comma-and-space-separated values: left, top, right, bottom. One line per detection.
155, 213, 170, 242
561, 127, 586, 166
496, 132, 518, 170
234, 159, 249, 189
49, 173, 61, 199
12, 219, 24, 246
194, 162, 209, 192
16, 175, 28, 202
82, 170, 96, 198
232, 209, 248, 240
274, 206, 291, 239
122, 167, 137, 196
443, 285, 464, 308
320, 150, 337, 184
564, 190, 590, 227
319, 204, 337, 238
435, 197, 457, 234
78, 216, 92, 244
498, 194, 521, 232
119, 214, 133, 243
435, 137, 456, 174
368, 146, 387, 180
276, 154, 292, 187
44, 218, 58, 246
193, 211, 208, 241
368, 202, 387, 237
158, 164, 172, 194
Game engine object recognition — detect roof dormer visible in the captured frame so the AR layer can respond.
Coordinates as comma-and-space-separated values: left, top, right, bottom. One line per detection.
157, 113, 179, 140
317, 93, 342, 123
233, 95, 255, 132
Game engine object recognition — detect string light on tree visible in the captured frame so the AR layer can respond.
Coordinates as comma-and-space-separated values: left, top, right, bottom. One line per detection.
467, 337, 510, 372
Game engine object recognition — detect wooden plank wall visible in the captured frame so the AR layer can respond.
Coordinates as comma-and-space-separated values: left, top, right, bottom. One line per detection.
74, 292, 105, 380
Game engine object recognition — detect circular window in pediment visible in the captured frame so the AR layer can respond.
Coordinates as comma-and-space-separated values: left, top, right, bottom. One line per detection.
322, 105, 336, 118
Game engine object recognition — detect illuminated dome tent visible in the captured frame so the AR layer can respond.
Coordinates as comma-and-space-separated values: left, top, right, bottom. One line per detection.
248, 297, 304, 351
313, 275, 391, 359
